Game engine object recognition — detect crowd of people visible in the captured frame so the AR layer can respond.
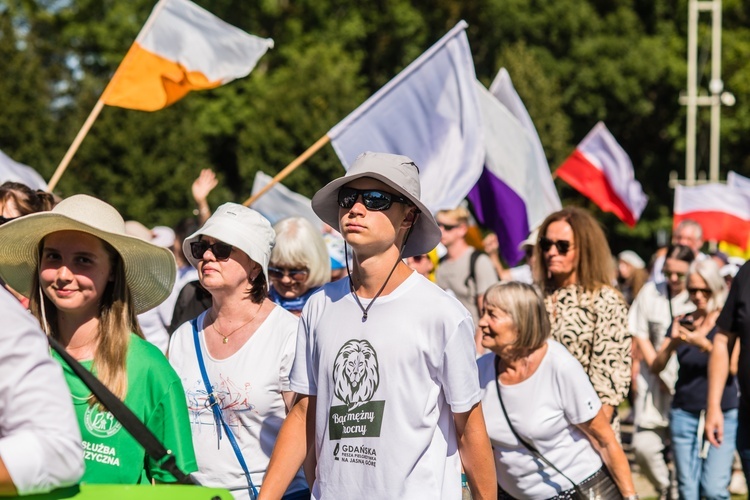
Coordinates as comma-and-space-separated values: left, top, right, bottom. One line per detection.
0, 152, 748, 499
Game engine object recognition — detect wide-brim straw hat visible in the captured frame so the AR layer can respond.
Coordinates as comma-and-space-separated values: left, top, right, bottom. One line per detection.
311, 151, 441, 258
0, 194, 176, 314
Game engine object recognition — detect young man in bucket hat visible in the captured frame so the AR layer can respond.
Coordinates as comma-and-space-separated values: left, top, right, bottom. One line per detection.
260, 152, 496, 499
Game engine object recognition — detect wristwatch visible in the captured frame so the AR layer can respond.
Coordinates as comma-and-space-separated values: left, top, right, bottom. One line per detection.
623, 495, 639, 500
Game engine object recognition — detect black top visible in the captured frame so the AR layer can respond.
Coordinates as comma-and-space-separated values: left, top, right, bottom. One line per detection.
167, 280, 212, 335
671, 326, 739, 412
717, 261, 750, 403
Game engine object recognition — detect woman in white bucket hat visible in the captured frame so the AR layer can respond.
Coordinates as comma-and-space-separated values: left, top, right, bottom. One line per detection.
168, 203, 309, 500
0, 194, 197, 484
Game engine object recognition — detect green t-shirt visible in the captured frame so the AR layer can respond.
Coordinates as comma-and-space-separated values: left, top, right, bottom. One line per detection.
52, 334, 198, 484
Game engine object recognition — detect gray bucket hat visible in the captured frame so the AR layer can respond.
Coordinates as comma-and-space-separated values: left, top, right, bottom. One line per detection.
311, 151, 441, 258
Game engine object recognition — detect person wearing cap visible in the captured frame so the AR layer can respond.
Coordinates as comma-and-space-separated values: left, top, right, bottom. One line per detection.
484, 230, 537, 285
124, 220, 178, 354
0, 194, 197, 484
260, 152, 495, 500
617, 250, 648, 306
268, 217, 331, 317
168, 203, 309, 499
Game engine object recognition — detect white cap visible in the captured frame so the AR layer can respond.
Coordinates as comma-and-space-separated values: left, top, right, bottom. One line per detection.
618, 250, 645, 270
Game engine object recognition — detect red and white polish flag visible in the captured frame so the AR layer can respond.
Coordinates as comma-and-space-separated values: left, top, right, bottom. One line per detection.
556, 122, 647, 227
674, 183, 750, 249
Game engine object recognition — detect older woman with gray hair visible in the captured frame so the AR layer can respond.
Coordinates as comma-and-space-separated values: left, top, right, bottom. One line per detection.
476, 282, 636, 499
268, 217, 330, 316
652, 259, 737, 500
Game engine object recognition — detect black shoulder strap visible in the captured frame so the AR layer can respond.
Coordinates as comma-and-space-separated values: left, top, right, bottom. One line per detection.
493, 356, 577, 490
464, 249, 486, 287
48, 336, 199, 486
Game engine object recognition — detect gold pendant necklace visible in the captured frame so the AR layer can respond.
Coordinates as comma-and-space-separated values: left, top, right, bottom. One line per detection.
212, 302, 263, 344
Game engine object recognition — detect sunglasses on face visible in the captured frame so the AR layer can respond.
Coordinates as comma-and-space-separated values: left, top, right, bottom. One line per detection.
268, 266, 309, 282
190, 240, 233, 261
539, 237, 573, 255
688, 287, 712, 296
337, 187, 410, 211
437, 221, 459, 231
663, 270, 687, 281
411, 254, 430, 262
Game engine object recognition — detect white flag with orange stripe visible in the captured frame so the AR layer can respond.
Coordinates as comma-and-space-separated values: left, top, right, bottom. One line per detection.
102, 0, 273, 111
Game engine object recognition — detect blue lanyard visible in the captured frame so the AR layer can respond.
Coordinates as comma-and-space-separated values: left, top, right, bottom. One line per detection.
191, 318, 258, 499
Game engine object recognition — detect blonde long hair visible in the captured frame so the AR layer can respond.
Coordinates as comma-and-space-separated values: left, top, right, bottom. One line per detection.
29, 238, 143, 406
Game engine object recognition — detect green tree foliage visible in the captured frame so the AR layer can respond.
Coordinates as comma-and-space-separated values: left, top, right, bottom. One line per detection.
0, 0, 748, 257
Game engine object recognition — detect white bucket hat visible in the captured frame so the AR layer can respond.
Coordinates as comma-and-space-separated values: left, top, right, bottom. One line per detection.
518, 228, 539, 251
311, 151, 441, 258
0, 194, 176, 314
183, 203, 275, 282
618, 250, 646, 270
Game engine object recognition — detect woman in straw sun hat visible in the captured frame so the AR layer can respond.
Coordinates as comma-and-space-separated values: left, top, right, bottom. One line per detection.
168, 203, 309, 500
0, 194, 197, 484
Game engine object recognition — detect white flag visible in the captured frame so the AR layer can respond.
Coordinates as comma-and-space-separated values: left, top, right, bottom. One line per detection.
488, 68, 560, 228
0, 150, 47, 190
728, 171, 750, 192
250, 171, 323, 229
328, 21, 483, 212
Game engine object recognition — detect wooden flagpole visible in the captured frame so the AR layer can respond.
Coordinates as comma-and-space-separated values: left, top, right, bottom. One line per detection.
46, 1, 169, 193
47, 99, 106, 192
243, 134, 331, 206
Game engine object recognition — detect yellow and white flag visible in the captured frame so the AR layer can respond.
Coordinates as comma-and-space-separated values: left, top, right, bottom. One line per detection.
102, 0, 273, 111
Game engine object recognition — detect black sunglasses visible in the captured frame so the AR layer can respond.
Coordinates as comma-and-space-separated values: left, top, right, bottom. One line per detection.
190, 240, 233, 261
437, 222, 459, 231
688, 287, 712, 296
539, 237, 573, 255
337, 187, 410, 211
268, 266, 309, 282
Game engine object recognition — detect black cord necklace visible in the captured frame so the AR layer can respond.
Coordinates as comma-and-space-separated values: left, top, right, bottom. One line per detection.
346, 244, 402, 322
344, 219, 416, 322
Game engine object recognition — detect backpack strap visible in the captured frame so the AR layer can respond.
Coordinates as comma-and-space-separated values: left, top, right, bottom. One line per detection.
465, 249, 489, 288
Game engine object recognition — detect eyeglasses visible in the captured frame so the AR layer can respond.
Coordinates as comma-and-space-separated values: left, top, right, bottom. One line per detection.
190, 240, 233, 261
437, 222, 459, 231
0, 216, 17, 226
268, 266, 309, 282
662, 270, 687, 281
337, 187, 410, 211
539, 237, 573, 255
411, 254, 429, 262
688, 287, 712, 296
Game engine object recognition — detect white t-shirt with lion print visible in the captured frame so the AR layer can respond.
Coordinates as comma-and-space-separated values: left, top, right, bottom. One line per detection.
290, 271, 480, 499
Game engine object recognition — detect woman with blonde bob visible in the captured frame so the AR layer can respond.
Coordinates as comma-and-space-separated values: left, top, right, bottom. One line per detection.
476, 282, 637, 499
268, 217, 331, 316
534, 207, 631, 436
652, 259, 737, 499
0, 194, 197, 484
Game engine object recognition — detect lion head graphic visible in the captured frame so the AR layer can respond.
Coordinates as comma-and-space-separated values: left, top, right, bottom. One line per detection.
333, 339, 380, 409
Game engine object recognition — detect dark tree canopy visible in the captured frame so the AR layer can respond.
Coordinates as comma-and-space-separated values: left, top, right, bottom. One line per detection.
2, 0, 748, 259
